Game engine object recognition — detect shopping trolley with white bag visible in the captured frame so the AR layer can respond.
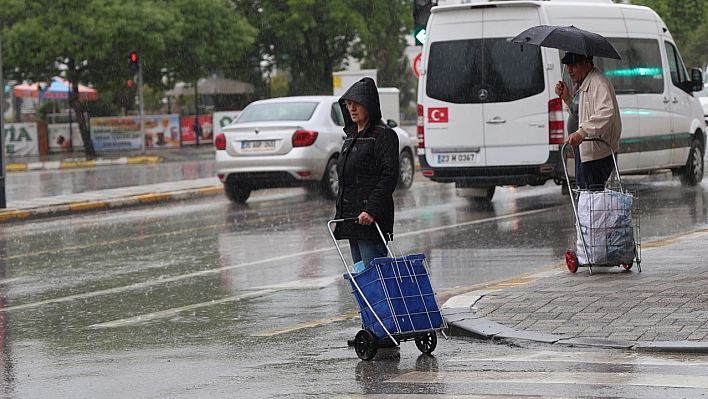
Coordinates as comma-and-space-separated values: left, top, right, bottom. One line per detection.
328, 219, 445, 360
561, 138, 641, 275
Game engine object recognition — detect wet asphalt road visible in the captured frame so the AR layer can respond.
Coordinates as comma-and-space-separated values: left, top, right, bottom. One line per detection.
2, 164, 708, 397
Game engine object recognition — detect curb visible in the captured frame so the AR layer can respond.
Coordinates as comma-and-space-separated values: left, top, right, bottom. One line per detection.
5, 156, 163, 172
0, 185, 223, 224
442, 308, 708, 353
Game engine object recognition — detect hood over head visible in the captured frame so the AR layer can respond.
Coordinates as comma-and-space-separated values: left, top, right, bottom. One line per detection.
338, 77, 382, 133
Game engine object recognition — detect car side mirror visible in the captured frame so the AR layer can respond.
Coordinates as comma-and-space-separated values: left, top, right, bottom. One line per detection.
691, 68, 704, 92
386, 119, 398, 128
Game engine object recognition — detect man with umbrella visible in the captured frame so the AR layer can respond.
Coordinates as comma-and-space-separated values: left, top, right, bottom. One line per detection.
555, 52, 621, 190
513, 25, 623, 191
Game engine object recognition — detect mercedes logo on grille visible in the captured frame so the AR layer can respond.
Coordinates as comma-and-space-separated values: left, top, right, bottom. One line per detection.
478, 89, 489, 101
254, 128, 259, 134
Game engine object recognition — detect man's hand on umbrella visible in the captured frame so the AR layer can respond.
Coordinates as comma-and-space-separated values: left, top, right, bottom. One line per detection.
555, 81, 570, 103
568, 132, 584, 147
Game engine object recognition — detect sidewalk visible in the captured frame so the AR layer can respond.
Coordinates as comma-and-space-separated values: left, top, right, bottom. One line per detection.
442, 230, 708, 352
1, 146, 223, 223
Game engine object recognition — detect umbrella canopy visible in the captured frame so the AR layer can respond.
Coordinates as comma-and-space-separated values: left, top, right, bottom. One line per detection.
511, 25, 622, 60
13, 76, 98, 101
166, 76, 255, 96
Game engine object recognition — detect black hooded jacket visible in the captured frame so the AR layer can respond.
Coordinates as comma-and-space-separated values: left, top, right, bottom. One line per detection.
333, 77, 399, 241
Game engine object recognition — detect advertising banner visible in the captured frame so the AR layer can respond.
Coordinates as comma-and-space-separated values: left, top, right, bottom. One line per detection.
90, 115, 180, 151
47, 123, 84, 152
212, 111, 242, 137
180, 115, 213, 145
4, 122, 39, 157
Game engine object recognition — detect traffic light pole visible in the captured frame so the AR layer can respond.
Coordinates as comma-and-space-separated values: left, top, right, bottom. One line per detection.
0, 39, 6, 208
138, 59, 145, 155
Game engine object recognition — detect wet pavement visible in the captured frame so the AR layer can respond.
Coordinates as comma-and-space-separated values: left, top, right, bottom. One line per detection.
4, 146, 708, 356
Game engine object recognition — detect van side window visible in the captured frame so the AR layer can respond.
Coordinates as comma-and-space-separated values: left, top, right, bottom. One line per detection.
426, 39, 544, 104
594, 38, 664, 95
664, 41, 690, 90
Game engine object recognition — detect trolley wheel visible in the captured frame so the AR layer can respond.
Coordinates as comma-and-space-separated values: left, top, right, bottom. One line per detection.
565, 250, 579, 273
414, 331, 438, 354
622, 263, 633, 270
354, 330, 378, 361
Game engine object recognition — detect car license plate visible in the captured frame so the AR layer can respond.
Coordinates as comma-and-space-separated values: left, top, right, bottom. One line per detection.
241, 140, 275, 151
437, 153, 476, 164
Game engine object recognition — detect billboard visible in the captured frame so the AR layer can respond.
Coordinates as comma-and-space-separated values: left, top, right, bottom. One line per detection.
90, 115, 180, 150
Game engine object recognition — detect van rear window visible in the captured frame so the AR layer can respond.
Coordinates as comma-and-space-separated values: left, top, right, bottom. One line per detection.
426, 38, 544, 104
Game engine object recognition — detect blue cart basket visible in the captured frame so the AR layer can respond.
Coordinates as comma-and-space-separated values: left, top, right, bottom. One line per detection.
328, 219, 445, 360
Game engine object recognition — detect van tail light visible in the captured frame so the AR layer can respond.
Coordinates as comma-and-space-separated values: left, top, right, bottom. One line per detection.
215, 133, 226, 150
417, 104, 425, 149
292, 130, 318, 147
548, 98, 565, 145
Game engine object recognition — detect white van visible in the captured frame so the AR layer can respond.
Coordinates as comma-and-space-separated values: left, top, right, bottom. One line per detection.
416, 0, 705, 200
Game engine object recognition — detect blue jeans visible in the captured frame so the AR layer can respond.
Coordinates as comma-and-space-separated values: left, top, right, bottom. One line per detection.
349, 239, 389, 266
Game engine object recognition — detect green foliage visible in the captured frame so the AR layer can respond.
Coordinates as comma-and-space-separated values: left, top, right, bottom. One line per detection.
352, 0, 416, 121
0, 0, 257, 156
631, 0, 708, 67
234, 0, 361, 95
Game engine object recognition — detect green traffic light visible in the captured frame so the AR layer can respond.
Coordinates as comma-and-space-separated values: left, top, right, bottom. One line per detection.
413, 27, 427, 45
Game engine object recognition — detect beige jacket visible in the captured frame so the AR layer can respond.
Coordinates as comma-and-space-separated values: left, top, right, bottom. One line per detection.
566, 68, 622, 162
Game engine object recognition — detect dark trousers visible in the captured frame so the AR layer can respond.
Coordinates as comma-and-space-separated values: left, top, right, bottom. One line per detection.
575, 148, 615, 191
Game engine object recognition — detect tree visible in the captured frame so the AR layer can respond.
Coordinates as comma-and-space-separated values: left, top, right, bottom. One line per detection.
631, 0, 708, 66
351, 0, 417, 121
234, 0, 363, 96
0, 0, 256, 158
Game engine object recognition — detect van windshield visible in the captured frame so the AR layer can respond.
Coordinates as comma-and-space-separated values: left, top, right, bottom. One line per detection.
426, 38, 544, 104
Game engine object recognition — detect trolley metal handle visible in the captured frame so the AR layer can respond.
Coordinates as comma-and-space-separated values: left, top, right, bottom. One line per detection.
327, 218, 399, 346
327, 219, 395, 275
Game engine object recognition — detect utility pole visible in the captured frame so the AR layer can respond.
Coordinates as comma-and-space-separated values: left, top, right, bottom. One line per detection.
0, 38, 6, 208
138, 58, 145, 155
130, 52, 145, 155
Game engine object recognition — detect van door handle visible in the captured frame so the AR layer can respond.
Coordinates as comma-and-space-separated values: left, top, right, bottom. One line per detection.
486, 117, 506, 124
663, 97, 669, 103
672, 97, 678, 103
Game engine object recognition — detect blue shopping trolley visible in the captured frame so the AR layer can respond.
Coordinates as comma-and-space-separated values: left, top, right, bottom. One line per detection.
328, 219, 445, 360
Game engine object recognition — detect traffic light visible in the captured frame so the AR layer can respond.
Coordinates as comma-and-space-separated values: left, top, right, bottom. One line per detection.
413, 0, 435, 46
129, 52, 140, 71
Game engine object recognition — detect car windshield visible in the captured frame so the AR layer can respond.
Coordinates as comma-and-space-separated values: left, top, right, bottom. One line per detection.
235, 102, 318, 123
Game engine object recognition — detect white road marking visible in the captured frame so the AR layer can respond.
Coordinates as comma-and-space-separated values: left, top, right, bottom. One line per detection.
451, 349, 708, 366
388, 371, 708, 389
3, 207, 555, 313
88, 289, 276, 328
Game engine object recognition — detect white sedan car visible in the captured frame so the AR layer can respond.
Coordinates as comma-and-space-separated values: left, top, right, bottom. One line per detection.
215, 95, 416, 203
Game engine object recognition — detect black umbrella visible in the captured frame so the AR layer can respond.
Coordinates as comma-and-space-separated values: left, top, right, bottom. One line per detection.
511, 25, 622, 60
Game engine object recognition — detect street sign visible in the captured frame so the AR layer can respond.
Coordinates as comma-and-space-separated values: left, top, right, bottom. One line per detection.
413, 53, 422, 78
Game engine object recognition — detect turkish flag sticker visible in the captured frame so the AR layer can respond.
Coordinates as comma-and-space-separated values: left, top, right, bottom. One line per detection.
428, 107, 448, 123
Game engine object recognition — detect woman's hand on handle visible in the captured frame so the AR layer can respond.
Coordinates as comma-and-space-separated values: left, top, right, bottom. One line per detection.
357, 212, 374, 226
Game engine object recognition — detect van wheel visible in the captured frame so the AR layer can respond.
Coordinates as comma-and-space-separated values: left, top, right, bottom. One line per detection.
679, 139, 704, 186
320, 157, 339, 199
397, 150, 414, 190
224, 179, 251, 203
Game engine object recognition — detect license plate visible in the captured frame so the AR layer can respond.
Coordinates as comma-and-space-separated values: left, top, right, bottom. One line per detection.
241, 140, 275, 151
437, 153, 476, 164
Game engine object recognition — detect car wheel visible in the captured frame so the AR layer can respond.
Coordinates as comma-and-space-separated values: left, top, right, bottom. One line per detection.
320, 157, 338, 200
397, 150, 414, 190
679, 139, 704, 186
224, 179, 251, 203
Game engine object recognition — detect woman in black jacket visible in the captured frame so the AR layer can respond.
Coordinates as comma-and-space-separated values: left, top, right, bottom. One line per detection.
333, 77, 399, 267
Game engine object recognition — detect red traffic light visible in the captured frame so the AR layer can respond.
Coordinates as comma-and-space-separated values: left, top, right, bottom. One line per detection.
129, 52, 140, 71
127, 79, 134, 87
